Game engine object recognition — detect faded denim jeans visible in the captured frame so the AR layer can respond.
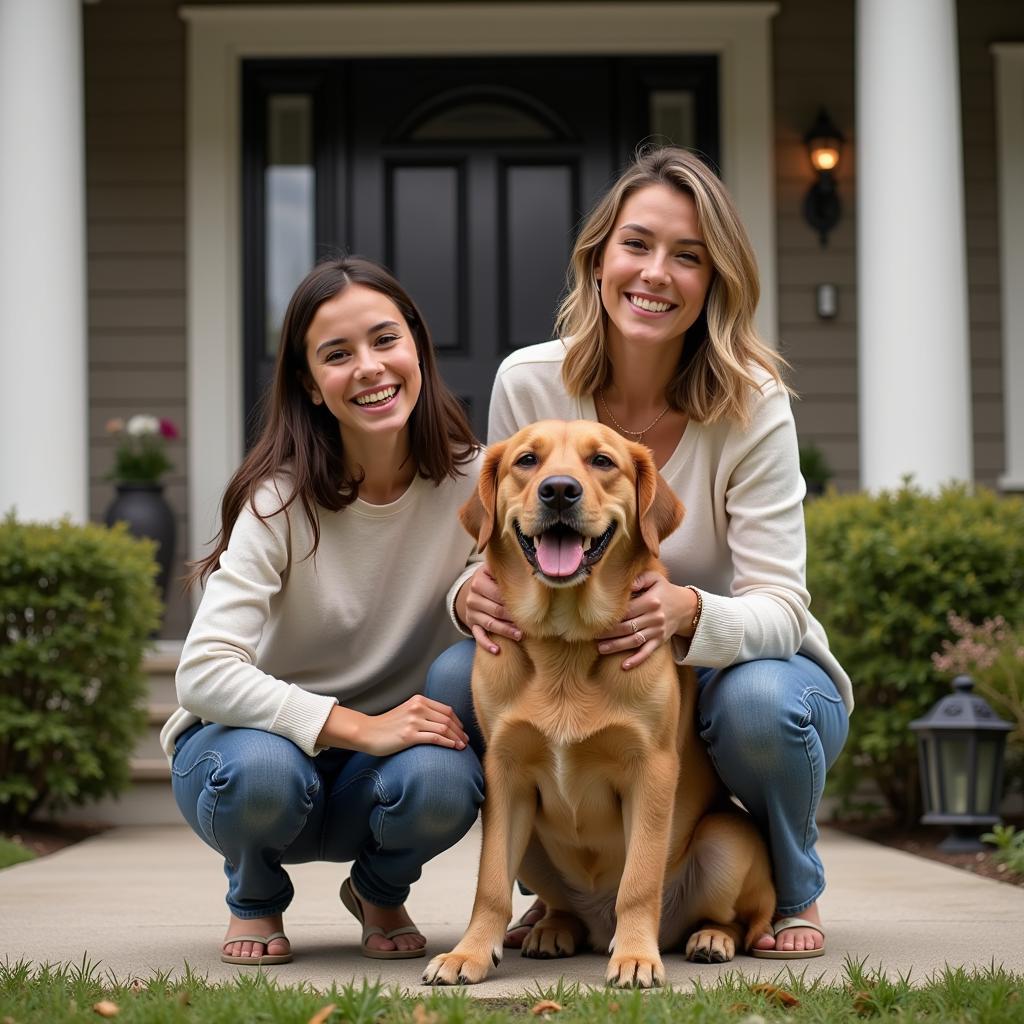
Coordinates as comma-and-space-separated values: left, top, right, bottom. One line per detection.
696, 654, 849, 915
170, 654, 484, 919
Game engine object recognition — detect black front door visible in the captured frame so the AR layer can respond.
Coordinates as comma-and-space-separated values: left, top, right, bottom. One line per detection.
243, 56, 718, 438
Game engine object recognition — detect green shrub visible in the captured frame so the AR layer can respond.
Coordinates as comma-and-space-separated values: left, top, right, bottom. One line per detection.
805, 481, 1024, 823
799, 441, 833, 496
981, 824, 1024, 875
0, 513, 161, 828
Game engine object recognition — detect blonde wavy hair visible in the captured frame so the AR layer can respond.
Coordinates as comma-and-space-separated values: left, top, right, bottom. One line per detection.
557, 146, 789, 426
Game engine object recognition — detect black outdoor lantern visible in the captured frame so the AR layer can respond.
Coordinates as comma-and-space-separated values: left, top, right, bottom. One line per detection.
910, 675, 1014, 853
802, 108, 845, 247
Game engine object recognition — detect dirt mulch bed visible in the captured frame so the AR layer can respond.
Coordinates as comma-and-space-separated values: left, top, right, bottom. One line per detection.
2, 821, 108, 859
831, 818, 1024, 889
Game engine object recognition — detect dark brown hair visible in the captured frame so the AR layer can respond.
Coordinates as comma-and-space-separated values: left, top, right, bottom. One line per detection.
189, 256, 478, 585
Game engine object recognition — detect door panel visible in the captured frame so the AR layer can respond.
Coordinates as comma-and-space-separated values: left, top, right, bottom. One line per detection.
389, 163, 466, 352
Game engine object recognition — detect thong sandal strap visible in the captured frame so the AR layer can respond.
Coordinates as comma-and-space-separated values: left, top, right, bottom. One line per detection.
772, 917, 825, 939
222, 932, 289, 949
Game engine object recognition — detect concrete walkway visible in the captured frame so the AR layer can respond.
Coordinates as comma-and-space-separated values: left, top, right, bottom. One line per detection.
2, 823, 1022, 994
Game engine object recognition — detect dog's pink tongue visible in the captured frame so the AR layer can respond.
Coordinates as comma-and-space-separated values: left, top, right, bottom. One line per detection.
536, 531, 585, 577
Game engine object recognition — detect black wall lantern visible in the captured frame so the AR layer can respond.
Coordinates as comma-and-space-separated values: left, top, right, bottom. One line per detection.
910, 675, 1013, 853
803, 108, 844, 247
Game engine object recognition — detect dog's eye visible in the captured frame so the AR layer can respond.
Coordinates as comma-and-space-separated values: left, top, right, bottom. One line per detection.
514, 452, 538, 468
591, 454, 615, 469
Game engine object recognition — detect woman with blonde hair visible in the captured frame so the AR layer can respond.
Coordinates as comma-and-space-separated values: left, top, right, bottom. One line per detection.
453, 147, 852, 959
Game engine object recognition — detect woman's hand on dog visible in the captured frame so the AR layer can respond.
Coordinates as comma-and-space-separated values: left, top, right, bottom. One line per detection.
319, 697, 470, 756
597, 571, 696, 669
456, 565, 523, 655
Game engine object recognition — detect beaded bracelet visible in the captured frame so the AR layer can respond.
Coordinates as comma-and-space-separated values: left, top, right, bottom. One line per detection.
686, 586, 703, 634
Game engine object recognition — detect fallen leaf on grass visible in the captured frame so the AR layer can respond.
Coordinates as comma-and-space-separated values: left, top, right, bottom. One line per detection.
307, 1004, 336, 1024
413, 1004, 439, 1024
851, 991, 878, 1016
92, 1002, 120, 1018
750, 983, 800, 1008
531, 1000, 563, 1015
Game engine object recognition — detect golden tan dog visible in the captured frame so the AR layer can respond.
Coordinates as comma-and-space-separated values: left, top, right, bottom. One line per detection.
423, 420, 774, 989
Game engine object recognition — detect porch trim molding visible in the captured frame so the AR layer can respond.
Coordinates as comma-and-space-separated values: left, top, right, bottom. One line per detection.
993, 43, 1024, 492
180, 2, 780, 574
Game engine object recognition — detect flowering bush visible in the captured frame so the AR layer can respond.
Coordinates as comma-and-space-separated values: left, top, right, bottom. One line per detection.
106, 414, 178, 485
933, 612, 1024, 793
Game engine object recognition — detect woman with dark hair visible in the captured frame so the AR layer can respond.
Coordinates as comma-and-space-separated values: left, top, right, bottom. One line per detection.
455, 147, 851, 960
161, 257, 484, 965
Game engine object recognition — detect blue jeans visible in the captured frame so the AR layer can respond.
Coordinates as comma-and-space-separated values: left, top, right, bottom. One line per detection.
170, 652, 484, 919
696, 655, 849, 915
439, 639, 848, 917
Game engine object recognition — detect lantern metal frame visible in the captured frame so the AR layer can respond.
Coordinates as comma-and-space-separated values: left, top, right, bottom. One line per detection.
910, 675, 1013, 853
802, 108, 845, 247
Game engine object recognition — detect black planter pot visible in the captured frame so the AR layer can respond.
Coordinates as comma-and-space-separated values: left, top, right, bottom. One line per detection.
104, 483, 176, 600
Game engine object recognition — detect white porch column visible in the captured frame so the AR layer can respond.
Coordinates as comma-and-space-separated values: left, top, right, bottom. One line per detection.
856, 0, 972, 490
0, 0, 88, 522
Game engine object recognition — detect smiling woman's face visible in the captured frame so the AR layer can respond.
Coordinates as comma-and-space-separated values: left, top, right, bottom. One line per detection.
303, 283, 422, 442
595, 183, 715, 355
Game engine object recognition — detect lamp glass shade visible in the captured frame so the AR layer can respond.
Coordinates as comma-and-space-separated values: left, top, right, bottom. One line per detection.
809, 142, 840, 172
975, 736, 1000, 814
938, 735, 971, 815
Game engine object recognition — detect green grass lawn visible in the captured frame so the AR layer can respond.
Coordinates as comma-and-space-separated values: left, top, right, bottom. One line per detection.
1, 958, 1021, 1024
0, 835, 36, 870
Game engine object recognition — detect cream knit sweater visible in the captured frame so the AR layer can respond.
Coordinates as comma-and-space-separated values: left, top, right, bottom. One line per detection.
160, 456, 482, 761
488, 341, 852, 712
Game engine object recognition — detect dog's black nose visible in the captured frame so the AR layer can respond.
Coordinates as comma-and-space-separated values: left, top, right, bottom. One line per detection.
538, 475, 583, 511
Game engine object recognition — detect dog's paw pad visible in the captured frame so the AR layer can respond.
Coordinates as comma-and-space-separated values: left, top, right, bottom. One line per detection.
684, 929, 735, 964
423, 952, 492, 986
606, 955, 664, 989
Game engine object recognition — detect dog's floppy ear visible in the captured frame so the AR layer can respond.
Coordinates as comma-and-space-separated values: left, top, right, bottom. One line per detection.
631, 442, 684, 556
459, 441, 507, 552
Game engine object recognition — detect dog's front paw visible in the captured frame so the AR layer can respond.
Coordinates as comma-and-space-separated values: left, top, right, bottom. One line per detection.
522, 912, 585, 960
606, 952, 665, 989
423, 946, 499, 986
685, 928, 735, 964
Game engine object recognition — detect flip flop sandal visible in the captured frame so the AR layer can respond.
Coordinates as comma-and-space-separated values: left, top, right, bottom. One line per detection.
220, 931, 293, 965
503, 904, 545, 948
339, 877, 426, 960
750, 916, 826, 959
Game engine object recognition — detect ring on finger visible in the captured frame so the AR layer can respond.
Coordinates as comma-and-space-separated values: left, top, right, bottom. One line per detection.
636, 631, 647, 645
629, 619, 639, 633
487, 616, 494, 632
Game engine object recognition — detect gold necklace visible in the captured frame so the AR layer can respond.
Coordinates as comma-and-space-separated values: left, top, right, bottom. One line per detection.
598, 389, 671, 443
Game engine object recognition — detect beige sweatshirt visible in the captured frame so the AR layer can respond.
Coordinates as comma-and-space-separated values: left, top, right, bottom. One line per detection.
160, 455, 482, 760
487, 340, 853, 713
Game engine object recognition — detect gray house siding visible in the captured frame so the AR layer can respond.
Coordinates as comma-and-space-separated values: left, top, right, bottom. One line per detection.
85, 0, 189, 637
774, 0, 858, 492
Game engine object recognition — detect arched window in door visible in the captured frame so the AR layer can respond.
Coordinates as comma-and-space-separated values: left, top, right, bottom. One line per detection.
392, 86, 574, 143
